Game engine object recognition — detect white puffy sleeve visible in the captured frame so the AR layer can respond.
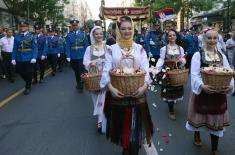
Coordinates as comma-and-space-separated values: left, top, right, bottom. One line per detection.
138, 45, 151, 85
156, 46, 166, 71
83, 46, 91, 71
100, 46, 113, 88
191, 52, 203, 95
179, 46, 186, 65
222, 53, 234, 93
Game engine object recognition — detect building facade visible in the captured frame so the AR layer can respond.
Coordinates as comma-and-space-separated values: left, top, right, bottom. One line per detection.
64, 0, 92, 27
0, 0, 14, 28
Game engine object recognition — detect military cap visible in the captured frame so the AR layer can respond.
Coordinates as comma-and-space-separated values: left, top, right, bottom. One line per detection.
19, 20, 29, 26
70, 19, 79, 24
34, 24, 42, 30
94, 20, 102, 25
62, 29, 67, 33
47, 28, 54, 32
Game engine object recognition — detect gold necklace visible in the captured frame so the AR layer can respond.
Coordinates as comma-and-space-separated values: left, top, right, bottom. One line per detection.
118, 38, 133, 49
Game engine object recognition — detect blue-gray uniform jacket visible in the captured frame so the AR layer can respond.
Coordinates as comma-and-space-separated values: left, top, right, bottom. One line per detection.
135, 33, 146, 49
185, 34, 199, 55
65, 31, 89, 60
47, 36, 59, 55
12, 32, 37, 62
145, 31, 163, 56
58, 36, 66, 54
35, 34, 48, 58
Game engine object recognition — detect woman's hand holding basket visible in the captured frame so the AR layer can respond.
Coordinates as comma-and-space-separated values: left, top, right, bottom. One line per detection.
216, 85, 233, 94
201, 84, 217, 94
201, 84, 233, 94
132, 83, 147, 98
108, 83, 124, 98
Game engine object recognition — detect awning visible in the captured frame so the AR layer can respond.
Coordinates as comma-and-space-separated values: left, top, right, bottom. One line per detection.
191, 8, 226, 19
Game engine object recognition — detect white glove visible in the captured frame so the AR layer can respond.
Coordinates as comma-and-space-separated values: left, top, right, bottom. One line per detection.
149, 40, 155, 45
30, 58, 36, 63
66, 58, 71, 62
57, 53, 61, 58
41, 55, 46, 60
148, 52, 153, 58
11, 60, 16, 65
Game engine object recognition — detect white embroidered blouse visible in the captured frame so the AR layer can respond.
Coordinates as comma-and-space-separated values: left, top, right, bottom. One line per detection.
83, 45, 110, 71
156, 45, 186, 71
100, 43, 150, 88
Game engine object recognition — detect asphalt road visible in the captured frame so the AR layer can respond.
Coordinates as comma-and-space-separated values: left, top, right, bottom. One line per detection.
0, 67, 234, 155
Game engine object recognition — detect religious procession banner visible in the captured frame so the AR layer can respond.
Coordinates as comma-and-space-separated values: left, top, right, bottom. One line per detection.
100, 7, 149, 20
154, 8, 176, 22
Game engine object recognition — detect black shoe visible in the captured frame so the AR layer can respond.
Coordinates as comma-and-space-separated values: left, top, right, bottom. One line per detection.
122, 149, 130, 155
52, 72, 56, 76
78, 88, 83, 93
39, 79, 44, 83
97, 122, 102, 135
9, 78, 15, 83
1, 74, 6, 79
32, 80, 38, 84
23, 89, 30, 95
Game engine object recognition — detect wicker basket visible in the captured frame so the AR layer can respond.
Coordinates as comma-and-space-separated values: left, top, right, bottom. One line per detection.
110, 71, 146, 96
201, 69, 235, 90
81, 66, 101, 91
167, 69, 189, 86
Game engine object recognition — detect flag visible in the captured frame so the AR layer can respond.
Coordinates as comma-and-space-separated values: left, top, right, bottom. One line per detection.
154, 8, 176, 22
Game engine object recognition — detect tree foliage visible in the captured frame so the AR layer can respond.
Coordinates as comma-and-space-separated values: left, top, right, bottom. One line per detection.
3, 0, 69, 26
134, 0, 220, 16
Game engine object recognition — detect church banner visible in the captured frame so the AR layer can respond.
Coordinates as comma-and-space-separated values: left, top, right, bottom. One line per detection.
100, 7, 149, 20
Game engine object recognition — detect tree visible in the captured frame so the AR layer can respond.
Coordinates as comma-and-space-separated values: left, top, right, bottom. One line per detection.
3, 0, 69, 26
134, 0, 220, 29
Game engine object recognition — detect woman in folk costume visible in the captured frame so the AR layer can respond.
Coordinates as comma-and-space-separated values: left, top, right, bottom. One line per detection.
83, 26, 108, 134
156, 29, 186, 120
186, 29, 234, 155
100, 16, 154, 155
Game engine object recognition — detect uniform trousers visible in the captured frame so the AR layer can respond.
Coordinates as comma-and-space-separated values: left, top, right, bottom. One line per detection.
58, 53, 66, 71
16, 62, 33, 89
33, 58, 45, 81
1, 51, 14, 80
47, 54, 58, 74
70, 59, 85, 88
0, 59, 5, 76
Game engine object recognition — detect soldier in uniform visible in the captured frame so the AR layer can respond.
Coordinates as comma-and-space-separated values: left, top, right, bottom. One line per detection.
33, 24, 48, 83
12, 21, 37, 95
66, 19, 89, 93
47, 28, 59, 76
135, 24, 148, 50
57, 29, 66, 72
146, 20, 164, 66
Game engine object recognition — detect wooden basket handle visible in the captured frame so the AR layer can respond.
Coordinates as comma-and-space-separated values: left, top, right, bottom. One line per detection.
88, 65, 99, 74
